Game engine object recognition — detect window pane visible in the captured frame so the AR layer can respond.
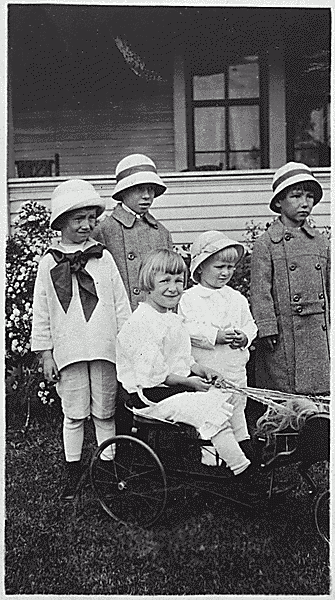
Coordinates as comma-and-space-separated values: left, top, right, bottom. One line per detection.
229, 151, 261, 170
229, 56, 259, 99
286, 47, 330, 166
293, 101, 330, 167
193, 73, 225, 100
294, 147, 322, 168
195, 153, 226, 170
194, 107, 225, 151
229, 105, 259, 150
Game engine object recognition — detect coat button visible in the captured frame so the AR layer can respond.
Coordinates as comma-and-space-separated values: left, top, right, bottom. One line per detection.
315, 263, 321, 270
293, 294, 300, 302
128, 252, 136, 260
289, 264, 296, 271
322, 325, 327, 331
284, 233, 291, 241
133, 288, 140, 295
319, 292, 324, 299
321, 303, 326, 310
296, 306, 303, 314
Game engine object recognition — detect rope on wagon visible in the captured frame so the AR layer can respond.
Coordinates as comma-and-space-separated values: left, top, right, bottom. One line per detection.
213, 377, 330, 440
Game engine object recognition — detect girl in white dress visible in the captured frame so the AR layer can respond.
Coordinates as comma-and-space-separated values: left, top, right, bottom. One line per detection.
178, 231, 258, 464
116, 248, 253, 478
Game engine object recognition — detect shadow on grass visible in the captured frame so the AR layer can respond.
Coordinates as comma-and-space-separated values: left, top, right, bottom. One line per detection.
5, 406, 330, 595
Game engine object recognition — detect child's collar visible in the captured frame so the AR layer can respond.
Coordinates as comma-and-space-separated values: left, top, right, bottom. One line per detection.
121, 202, 142, 219
49, 237, 103, 252
196, 283, 228, 297
113, 203, 158, 229
269, 218, 316, 243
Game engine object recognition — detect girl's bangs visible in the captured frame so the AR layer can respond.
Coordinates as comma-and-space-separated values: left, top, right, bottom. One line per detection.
214, 247, 239, 263
154, 252, 187, 275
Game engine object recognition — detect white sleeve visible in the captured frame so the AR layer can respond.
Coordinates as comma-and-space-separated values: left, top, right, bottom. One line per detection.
109, 256, 132, 333
116, 319, 170, 391
31, 259, 53, 353
179, 294, 218, 349
239, 294, 258, 347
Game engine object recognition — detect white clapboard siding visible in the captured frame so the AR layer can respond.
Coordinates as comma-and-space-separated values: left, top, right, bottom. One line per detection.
7, 168, 330, 245
13, 90, 175, 176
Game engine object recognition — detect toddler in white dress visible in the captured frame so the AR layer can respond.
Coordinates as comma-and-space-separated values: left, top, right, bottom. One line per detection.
178, 231, 258, 464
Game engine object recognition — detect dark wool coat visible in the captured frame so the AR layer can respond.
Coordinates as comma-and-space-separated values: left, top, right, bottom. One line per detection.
250, 218, 330, 395
92, 204, 173, 311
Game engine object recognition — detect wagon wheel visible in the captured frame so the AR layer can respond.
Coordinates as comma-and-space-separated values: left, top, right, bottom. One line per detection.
313, 489, 330, 544
90, 435, 167, 527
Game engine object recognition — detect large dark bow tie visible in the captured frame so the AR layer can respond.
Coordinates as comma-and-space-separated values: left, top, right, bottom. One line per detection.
47, 244, 105, 321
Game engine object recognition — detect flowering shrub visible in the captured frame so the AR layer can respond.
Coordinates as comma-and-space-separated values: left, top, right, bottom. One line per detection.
6, 202, 58, 421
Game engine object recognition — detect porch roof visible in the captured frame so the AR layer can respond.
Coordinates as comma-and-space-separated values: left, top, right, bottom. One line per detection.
9, 6, 330, 111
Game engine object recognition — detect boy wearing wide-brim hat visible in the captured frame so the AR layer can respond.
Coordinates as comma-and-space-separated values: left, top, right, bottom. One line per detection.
92, 154, 173, 311
250, 162, 330, 395
31, 179, 131, 501
179, 230, 258, 464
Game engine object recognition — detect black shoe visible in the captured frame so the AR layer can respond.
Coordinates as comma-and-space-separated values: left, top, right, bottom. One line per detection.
61, 461, 83, 502
238, 438, 255, 462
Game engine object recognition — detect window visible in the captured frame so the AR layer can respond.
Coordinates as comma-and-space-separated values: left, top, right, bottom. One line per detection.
292, 99, 330, 167
286, 50, 330, 167
189, 55, 266, 171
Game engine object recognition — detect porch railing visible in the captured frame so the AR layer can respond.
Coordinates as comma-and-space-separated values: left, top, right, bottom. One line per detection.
7, 168, 331, 243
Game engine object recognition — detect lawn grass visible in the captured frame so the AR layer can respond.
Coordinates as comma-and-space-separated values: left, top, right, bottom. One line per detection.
5, 400, 330, 595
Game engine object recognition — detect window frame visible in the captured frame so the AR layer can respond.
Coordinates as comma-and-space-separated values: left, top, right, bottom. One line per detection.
186, 53, 269, 171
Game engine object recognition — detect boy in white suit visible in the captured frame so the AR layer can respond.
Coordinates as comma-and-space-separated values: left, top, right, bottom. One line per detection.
31, 179, 131, 500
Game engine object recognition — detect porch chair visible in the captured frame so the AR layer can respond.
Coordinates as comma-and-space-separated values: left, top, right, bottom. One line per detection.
15, 153, 60, 178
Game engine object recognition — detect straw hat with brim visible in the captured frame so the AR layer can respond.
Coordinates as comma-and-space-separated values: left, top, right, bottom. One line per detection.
50, 179, 106, 230
112, 153, 167, 200
269, 161, 323, 213
190, 231, 245, 283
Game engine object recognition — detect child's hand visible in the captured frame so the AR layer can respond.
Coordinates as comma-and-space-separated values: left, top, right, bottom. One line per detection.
191, 363, 221, 383
40, 350, 60, 383
263, 335, 278, 353
187, 376, 212, 392
216, 327, 237, 345
229, 329, 248, 349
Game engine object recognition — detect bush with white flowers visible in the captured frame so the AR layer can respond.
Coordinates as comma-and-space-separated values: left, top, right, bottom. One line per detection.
6, 201, 58, 412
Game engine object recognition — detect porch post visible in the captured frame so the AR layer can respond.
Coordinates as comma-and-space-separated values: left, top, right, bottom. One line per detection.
7, 60, 16, 235
173, 53, 188, 172
7, 63, 15, 179
268, 38, 286, 168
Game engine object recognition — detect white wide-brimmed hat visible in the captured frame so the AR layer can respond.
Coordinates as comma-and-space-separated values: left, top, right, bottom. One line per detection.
112, 154, 167, 200
269, 161, 323, 213
190, 230, 245, 283
50, 179, 106, 230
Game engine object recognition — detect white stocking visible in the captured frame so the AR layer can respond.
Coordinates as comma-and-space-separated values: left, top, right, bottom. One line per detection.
92, 416, 116, 460
63, 416, 85, 462
211, 422, 250, 475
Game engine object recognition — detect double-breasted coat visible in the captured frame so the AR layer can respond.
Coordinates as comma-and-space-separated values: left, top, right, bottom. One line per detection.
250, 219, 330, 395
92, 203, 173, 310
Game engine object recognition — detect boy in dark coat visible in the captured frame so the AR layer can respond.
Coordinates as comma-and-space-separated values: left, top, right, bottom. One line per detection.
250, 162, 330, 396
92, 154, 173, 311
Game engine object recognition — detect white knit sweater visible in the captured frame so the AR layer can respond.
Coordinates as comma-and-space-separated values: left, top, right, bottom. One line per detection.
31, 239, 131, 371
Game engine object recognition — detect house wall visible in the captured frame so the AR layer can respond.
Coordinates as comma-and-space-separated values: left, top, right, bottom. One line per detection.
12, 44, 288, 178
13, 85, 175, 176
7, 168, 330, 245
